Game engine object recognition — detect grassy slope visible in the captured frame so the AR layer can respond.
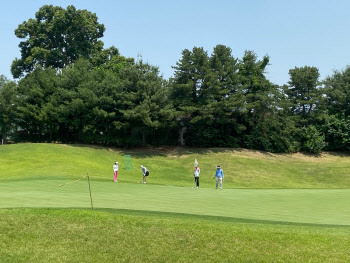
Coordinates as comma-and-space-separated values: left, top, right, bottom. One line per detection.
1, 143, 350, 188
1, 144, 350, 262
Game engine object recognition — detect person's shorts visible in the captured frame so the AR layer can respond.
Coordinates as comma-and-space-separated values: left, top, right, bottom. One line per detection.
144, 171, 149, 176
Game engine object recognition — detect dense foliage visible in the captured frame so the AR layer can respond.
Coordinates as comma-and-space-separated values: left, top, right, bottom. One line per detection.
11, 5, 105, 78
1, 5, 350, 152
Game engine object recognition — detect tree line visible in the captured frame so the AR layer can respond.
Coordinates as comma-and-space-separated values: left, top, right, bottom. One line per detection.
1, 5, 350, 153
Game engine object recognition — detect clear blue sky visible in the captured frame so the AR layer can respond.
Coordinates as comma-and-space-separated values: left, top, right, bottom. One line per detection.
1, 0, 350, 85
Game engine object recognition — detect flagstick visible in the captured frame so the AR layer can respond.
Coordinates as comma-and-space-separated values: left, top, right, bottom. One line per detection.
87, 173, 94, 210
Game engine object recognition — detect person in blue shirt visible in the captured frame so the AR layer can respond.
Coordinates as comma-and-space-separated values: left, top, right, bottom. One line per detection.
214, 165, 224, 189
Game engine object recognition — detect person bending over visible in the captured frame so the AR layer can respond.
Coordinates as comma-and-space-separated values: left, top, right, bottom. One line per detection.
141, 165, 149, 184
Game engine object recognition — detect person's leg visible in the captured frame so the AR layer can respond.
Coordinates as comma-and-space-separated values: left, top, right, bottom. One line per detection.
197, 177, 199, 188
195, 177, 199, 188
114, 171, 117, 182
115, 171, 118, 182
144, 176, 147, 183
216, 177, 219, 189
220, 177, 222, 189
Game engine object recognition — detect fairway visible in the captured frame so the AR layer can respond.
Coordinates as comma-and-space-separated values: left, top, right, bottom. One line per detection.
1, 178, 350, 225
1, 143, 350, 225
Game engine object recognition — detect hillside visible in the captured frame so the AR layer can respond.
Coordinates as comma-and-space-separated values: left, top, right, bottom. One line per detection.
1, 143, 350, 188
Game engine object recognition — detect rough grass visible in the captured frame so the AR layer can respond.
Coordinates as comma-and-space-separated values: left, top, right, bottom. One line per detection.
1, 208, 350, 263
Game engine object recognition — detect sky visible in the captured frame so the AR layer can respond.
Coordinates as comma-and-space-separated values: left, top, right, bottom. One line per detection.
1, 0, 350, 85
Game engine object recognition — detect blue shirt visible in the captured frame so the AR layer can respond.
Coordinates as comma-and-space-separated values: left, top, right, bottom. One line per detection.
215, 169, 224, 178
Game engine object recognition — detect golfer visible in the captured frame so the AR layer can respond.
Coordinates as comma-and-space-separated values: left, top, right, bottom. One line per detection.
141, 165, 149, 184
194, 166, 200, 188
113, 162, 119, 182
214, 165, 224, 189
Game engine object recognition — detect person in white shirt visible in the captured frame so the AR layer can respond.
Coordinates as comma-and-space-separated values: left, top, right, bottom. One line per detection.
113, 162, 118, 182
141, 165, 149, 183
194, 166, 200, 188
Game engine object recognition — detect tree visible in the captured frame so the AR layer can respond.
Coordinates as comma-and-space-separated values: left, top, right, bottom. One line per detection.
170, 47, 211, 145
238, 51, 283, 150
121, 60, 175, 145
287, 66, 322, 125
11, 5, 105, 78
324, 66, 350, 118
171, 45, 247, 147
0, 76, 17, 144
16, 68, 59, 142
301, 125, 327, 154
323, 115, 350, 152
239, 51, 272, 123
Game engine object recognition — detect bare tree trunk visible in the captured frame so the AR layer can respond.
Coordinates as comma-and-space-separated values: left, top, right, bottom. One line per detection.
3, 125, 7, 144
179, 126, 186, 146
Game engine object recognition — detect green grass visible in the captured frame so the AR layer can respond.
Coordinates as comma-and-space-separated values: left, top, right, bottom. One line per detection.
1, 143, 350, 188
1, 143, 350, 262
1, 209, 350, 263
1, 180, 350, 225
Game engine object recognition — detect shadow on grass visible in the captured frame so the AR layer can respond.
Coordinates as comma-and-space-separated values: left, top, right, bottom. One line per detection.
65, 143, 278, 158
53, 143, 350, 159
14, 207, 348, 228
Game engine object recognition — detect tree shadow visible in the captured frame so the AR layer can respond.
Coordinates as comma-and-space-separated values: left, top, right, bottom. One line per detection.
61, 143, 350, 159
296, 151, 350, 158
75, 207, 350, 228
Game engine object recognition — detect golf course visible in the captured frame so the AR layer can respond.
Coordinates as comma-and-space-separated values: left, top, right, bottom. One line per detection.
1, 143, 350, 262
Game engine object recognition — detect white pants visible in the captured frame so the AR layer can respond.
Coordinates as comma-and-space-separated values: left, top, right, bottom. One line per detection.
216, 177, 223, 189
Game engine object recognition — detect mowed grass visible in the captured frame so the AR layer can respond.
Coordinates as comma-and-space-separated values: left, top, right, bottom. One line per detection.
1, 143, 350, 262
1, 208, 350, 263
1, 180, 350, 225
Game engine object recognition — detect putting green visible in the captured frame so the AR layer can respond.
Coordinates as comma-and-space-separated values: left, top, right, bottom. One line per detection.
1, 177, 349, 225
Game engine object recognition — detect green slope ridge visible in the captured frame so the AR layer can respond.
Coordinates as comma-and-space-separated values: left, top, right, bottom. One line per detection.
1, 143, 350, 188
